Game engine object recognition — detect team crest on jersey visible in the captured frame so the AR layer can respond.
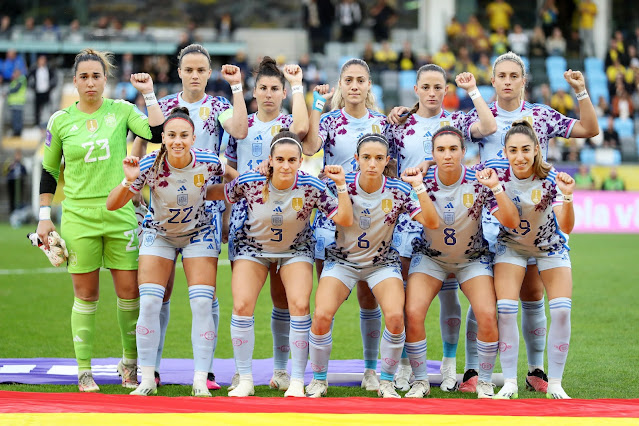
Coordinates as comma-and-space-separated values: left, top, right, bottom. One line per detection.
143, 232, 156, 247
194, 174, 205, 187
444, 212, 455, 225
381, 199, 393, 213
271, 124, 282, 136
86, 119, 98, 133
371, 124, 381, 134
463, 193, 474, 208
271, 215, 283, 226
522, 115, 534, 126
177, 194, 188, 206
531, 189, 542, 204
291, 197, 303, 211
440, 121, 450, 127
252, 143, 262, 157
199, 107, 211, 121
359, 216, 371, 229
104, 113, 116, 128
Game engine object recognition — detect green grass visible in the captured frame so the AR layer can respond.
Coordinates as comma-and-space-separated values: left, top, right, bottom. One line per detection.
1, 224, 638, 399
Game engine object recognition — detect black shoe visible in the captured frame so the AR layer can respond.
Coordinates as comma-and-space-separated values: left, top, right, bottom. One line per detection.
525, 368, 548, 392
154, 371, 161, 387
458, 369, 478, 393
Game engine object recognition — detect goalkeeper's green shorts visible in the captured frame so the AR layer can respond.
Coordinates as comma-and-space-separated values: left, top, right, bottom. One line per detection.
61, 197, 139, 273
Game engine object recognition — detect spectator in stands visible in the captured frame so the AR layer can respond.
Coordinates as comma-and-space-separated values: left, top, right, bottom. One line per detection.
446, 15, 464, 51
508, 23, 529, 57
2, 49, 26, 81
566, 30, 582, 60
442, 82, 460, 111
486, 0, 513, 32
605, 35, 628, 68
606, 59, 629, 95
4, 149, 27, 215
337, 0, 362, 43
529, 26, 547, 58
453, 46, 478, 77
91, 15, 111, 41
397, 40, 417, 71
65, 19, 85, 43
601, 167, 625, 190
370, 0, 397, 43
611, 81, 634, 119
546, 137, 562, 163
7, 68, 27, 136
594, 95, 610, 117
534, 82, 552, 105
539, 0, 559, 37
374, 41, 399, 71
490, 27, 510, 56
14, 16, 39, 41
550, 87, 575, 118
578, 0, 597, 58
432, 43, 456, 75
362, 41, 377, 68
464, 14, 484, 42
475, 52, 492, 85
216, 13, 235, 42
303, 0, 334, 54
574, 164, 596, 190
545, 27, 566, 57
41, 17, 60, 42
28, 54, 58, 128
136, 23, 154, 43
0, 15, 12, 40
603, 116, 620, 146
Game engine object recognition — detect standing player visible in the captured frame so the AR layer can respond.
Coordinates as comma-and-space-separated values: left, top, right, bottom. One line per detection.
386, 65, 497, 392
400, 126, 519, 399
208, 130, 353, 397
302, 59, 387, 391
134, 44, 248, 389
36, 49, 165, 392
224, 57, 309, 392
486, 121, 575, 399
306, 134, 439, 399
107, 107, 239, 396
458, 51, 597, 393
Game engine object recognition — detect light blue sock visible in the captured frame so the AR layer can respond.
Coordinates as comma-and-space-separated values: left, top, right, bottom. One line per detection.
521, 298, 547, 369
272, 307, 291, 371
209, 298, 219, 373
497, 299, 519, 380
309, 330, 332, 381
155, 300, 170, 372
231, 314, 255, 375
405, 339, 428, 380
188, 285, 215, 373
476, 339, 498, 383
465, 306, 479, 371
548, 298, 571, 379
360, 307, 381, 370
137, 284, 165, 367
289, 315, 311, 380
380, 328, 406, 382
439, 278, 461, 358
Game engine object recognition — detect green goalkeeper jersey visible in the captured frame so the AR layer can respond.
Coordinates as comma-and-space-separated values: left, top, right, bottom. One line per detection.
43, 98, 153, 199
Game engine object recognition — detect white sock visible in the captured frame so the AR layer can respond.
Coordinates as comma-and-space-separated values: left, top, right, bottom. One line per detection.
209, 297, 219, 373
272, 307, 291, 371
360, 307, 381, 370
380, 328, 406, 382
465, 306, 479, 371
137, 284, 165, 368
188, 285, 215, 373
476, 339, 498, 383
521, 298, 547, 369
289, 315, 311, 380
439, 278, 461, 358
497, 299, 519, 380
309, 330, 332, 381
155, 300, 170, 372
231, 314, 255, 375
547, 298, 571, 379
404, 339, 427, 380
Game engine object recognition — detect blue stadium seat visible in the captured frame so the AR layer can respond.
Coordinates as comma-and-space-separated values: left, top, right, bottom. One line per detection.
598, 116, 609, 131
614, 117, 634, 138
546, 56, 567, 76
477, 85, 495, 102
549, 76, 570, 92
457, 87, 467, 99
372, 84, 384, 111
338, 56, 353, 69
579, 147, 596, 165
399, 70, 417, 90
589, 80, 609, 104
584, 57, 605, 76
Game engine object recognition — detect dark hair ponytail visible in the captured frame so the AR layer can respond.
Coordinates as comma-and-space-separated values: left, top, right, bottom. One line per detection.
255, 56, 285, 87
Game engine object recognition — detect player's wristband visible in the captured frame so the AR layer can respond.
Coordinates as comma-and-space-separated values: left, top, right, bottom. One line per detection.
291, 85, 303, 95
491, 185, 504, 195
336, 184, 348, 194
575, 90, 589, 100
468, 89, 481, 100
39, 206, 51, 221
562, 194, 573, 203
413, 183, 426, 194
143, 92, 157, 107
231, 83, 243, 94
313, 91, 326, 112
121, 178, 133, 188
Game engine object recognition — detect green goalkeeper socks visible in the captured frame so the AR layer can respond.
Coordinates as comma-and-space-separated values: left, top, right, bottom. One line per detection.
117, 297, 140, 361
71, 297, 98, 372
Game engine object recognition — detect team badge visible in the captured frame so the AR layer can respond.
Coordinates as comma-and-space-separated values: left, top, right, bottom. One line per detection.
444, 212, 455, 225
423, 140, 432, 154
359, 216, 371, 229
371, 124, 381, 134
316, 237, 325, 252
143, 232, 156, 247
292, 197, 303, 211
252, 143, 262, 157
177, 194, 188, 206
271, 215, 283, 226
463, 193, 474, 208
531, 189, 541, 205
381, 199, 393, 214
271, 124, 282, 136
522, 115, 533, 126
440, 120, 450, 127
104, 113, 116, 128
86, 119, 98, 133
199, 107, 211, 121
194, 174, 205, 188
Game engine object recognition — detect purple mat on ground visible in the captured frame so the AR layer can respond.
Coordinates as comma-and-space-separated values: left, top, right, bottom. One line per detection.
0, 358, 442, 386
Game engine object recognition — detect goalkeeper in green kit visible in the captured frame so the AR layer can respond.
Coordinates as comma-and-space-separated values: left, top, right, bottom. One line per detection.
36, 49, 165, 392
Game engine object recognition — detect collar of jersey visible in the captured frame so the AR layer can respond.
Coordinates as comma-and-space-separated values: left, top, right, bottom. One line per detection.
355, 172, 386, 197
494, 100, 526, 115
341, 108, 371, 122
178, 92, 208, 106
269, 171, 299, 192
165, 148, 196, 170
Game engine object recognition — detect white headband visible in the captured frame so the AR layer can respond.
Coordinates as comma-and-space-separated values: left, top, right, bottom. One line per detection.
271, 137, 303, 153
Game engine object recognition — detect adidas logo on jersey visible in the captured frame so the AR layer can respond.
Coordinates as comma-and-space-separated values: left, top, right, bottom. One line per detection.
361, 209, 371, 215
73, 335, 83, 342
70, 124, 79, 132
207, 244, 215, 250
178, 185, 187, 192
255, 135, 263, 141
444, 202, 454, 209
512, 196, 521, 203
424, 131, 432, 138
273, 206, 283, 213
